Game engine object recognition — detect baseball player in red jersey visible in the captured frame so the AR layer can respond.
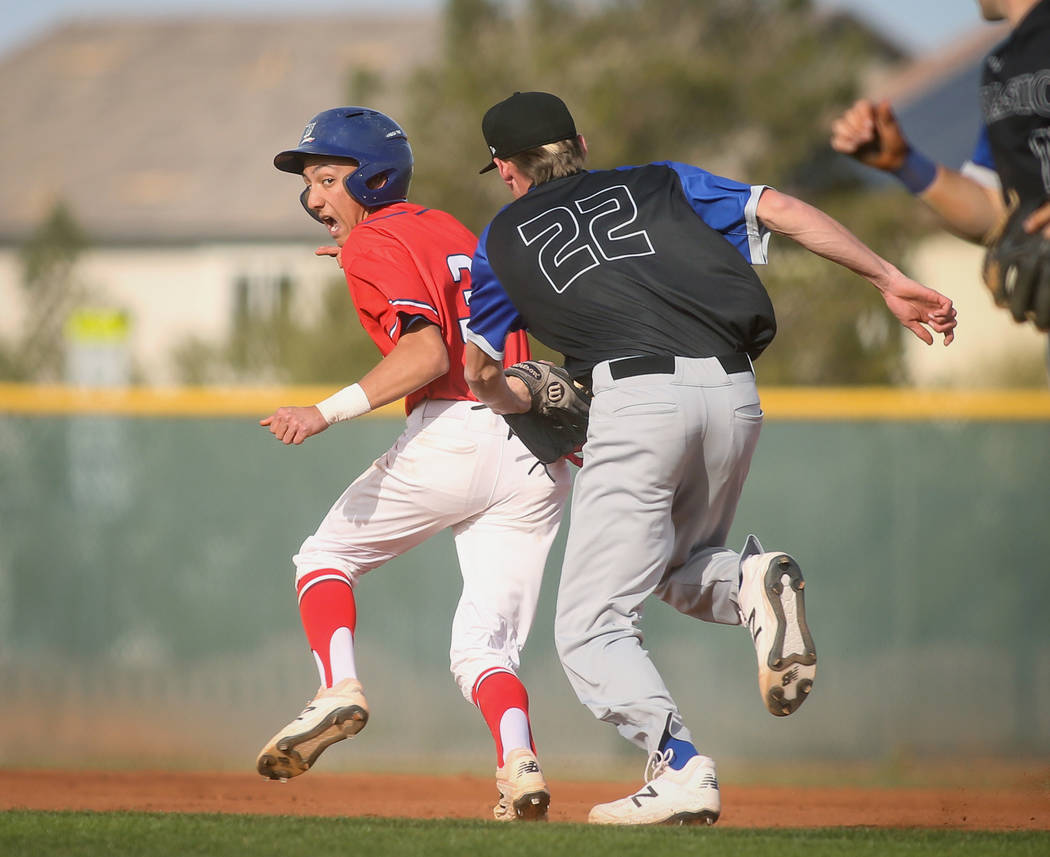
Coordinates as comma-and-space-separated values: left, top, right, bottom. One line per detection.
254, 107, 569, 822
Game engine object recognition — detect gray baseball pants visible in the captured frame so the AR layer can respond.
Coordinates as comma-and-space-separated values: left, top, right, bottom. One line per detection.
554, 355, 763, 753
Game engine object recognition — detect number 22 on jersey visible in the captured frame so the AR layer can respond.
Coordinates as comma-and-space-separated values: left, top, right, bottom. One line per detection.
516, 185, 655, 293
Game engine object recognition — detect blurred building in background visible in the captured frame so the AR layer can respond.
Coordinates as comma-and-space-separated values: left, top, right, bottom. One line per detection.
0, 15, 436, 384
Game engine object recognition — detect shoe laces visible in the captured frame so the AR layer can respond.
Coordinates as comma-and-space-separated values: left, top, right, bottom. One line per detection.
644, 748, 674, 783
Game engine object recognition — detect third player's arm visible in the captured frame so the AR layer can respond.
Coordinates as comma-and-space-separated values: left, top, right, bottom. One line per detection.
916, 169, 1005, 244
830, 98, 1004, 243
755, 188, 957, 345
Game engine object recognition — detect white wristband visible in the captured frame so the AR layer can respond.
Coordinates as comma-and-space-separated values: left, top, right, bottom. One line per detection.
315, 383, 371, 424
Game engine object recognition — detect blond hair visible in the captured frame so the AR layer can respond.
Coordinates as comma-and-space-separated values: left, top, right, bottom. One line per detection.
509, 137, 586, 186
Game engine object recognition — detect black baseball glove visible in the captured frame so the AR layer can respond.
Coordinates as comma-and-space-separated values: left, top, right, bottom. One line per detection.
502, 361, 591, 464
982, 193, 1050, 332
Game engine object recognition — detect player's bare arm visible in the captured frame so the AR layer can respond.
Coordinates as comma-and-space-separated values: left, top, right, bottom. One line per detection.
830, 99, 1004, 243
755, 188, 957, 345
261, 321, 449, 446
464, 342, 531, 415
356, 320, 449, 407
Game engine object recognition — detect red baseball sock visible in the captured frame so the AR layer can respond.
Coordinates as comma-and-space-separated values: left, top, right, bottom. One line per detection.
472, 668, 535, 767
296, 568, 358, 688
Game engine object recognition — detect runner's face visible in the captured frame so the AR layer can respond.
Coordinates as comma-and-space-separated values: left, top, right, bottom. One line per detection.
301, 161, 369, 246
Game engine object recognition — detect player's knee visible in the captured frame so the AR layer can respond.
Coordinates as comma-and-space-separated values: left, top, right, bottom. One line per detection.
450, 650, 517, 702
554, 620, 583, 662
555, 611, 637, 664
292, 558, 362, 589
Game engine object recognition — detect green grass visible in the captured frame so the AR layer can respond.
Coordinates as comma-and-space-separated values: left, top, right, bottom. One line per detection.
1, 812, 1048, 857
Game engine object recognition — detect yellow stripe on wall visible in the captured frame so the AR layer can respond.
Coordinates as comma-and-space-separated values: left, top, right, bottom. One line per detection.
759, 387, 1050, 421
1, 384, 1049, 421
0, 384, 405, 419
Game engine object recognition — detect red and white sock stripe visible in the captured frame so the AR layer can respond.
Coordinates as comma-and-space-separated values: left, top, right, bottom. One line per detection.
296, 567, 353, 604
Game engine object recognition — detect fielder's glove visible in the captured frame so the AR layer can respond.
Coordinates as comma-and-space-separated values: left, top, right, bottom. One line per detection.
982, 192, 1050, 332
502, 360, 591, 465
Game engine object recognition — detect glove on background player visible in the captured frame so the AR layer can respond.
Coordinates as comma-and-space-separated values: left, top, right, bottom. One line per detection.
983, 193, 1050, 331
502, 361, 591, 464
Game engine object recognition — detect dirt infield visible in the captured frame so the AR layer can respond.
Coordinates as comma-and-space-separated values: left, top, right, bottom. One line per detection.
1, 769, 1047, 829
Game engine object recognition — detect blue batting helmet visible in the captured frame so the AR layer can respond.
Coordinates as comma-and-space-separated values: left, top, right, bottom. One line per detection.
274, 107, 413, 214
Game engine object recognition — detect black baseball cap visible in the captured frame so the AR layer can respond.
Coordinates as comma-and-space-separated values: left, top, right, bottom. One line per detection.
479, 91, 577, 174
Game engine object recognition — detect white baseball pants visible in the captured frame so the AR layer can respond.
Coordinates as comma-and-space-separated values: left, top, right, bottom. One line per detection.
294, 399, 570, 700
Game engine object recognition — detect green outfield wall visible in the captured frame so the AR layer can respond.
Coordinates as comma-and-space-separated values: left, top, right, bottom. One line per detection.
1, 386, 1048, 777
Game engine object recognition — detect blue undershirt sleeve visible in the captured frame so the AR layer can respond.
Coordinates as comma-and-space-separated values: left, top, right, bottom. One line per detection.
464, 224, 525, 360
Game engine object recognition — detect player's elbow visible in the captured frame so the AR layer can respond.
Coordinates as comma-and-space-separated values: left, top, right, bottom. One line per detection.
755, 188, 805, 234
464, 359, 500, 390
464, 344, 495, 382
463, 353, 504, 403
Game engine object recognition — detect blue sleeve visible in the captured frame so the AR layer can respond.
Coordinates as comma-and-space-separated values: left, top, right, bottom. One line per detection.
464, 223, 525, 360
649, 161, 771, 264
970, 125, 994, 170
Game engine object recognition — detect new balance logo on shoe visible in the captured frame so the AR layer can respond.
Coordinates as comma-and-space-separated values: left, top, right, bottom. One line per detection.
782, 666, 799, 686
517, 760, 541, 775
744, 608, 762, 643
630, 785, 659, 807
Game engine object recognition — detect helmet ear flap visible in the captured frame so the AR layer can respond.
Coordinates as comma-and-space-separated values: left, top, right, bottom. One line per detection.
343, 173, 359, 205
300, 186, 323, 223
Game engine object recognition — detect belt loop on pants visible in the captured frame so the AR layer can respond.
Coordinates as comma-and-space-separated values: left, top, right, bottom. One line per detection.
608, 353, 752, 380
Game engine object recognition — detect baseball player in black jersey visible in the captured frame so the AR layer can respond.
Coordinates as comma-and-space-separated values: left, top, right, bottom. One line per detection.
831, 0, 1050, 331
462, 91, 957, 826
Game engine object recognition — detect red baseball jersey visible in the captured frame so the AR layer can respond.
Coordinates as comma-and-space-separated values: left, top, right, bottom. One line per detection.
338, 202, 529, 415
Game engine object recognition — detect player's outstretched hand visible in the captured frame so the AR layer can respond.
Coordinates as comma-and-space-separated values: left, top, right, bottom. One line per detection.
260, 405, 330, 445
880, 272, 958, 346
830, 99, 908, 173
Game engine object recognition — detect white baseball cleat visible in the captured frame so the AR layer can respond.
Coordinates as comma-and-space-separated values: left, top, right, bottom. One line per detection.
588, 751, 720, 826
493, 747, 550, 821
738, 535, 816, 717
256, 677, 369, 780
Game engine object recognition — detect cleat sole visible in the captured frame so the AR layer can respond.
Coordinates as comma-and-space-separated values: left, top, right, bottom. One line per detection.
514, 790, 551, 821
763, 555, 816, 671
257, 704, 368, 779
666, 810, 719, 826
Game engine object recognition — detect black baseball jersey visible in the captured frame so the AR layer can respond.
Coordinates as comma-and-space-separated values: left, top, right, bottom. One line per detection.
978, 0, 1050, 208
465, 162, 777, 382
